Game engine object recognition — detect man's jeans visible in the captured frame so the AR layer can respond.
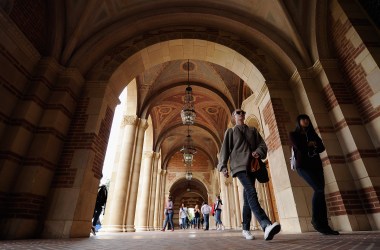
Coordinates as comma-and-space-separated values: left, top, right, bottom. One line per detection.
163, 212, 174, 229
194, 217, 200, 228
297, 166, 328, 228
181, 218, 187, 228
203, 214, 210, 230
236, 171, 271, 231
215, 209, 222, 225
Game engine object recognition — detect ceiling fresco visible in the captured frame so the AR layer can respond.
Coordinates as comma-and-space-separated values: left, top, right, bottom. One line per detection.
136, 60, 242, 168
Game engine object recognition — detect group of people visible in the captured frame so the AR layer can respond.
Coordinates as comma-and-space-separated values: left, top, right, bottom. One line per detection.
162, 199, 216, 231
94, 110, 339, 241
180, 204, 203, 230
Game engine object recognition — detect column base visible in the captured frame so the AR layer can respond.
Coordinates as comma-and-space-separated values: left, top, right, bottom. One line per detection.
101, 225, 124, 232
125, 225, 136, 232
135, 226, 149, 231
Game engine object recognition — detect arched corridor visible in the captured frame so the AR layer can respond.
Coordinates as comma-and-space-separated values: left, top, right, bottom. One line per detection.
0, 0, 379, 241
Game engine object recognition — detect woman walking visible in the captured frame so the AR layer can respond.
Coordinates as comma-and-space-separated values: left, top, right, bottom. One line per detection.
289, 114, 339, 235
161, 196, 174, 231
214, 195, 225, 230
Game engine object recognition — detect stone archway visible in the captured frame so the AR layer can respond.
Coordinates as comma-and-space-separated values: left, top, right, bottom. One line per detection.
168, 177, 209, 227
106, 39, 271, 98
58, 38, 298, 236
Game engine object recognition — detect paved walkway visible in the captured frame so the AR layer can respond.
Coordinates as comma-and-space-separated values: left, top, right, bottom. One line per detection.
1, 229, 379, 250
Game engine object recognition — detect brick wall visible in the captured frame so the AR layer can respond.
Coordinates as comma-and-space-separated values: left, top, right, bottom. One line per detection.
3, 193, 45, 220
323, 2, 380, 218
327, 186, 380, 215
53, 98, 114, 187
322, 82, 354, 111
329, 6, 380, 124
167, 151, 210, 172
9, 0, 48, 55
263, 98, 291, 150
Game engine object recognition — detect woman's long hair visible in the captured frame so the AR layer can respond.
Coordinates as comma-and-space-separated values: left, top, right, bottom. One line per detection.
295, 114, 316, 135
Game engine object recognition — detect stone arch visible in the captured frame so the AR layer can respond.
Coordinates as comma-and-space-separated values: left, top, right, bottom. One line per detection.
51, 38, 301, 238
124, 79, 138, 116
168, 176, 210, 206
106, 39, 270, 98
245, 114, 261, 133
72, 9, 304, 78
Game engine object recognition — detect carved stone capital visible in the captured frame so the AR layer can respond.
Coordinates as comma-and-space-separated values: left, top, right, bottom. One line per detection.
153, 152, 161, 160
224, 178, 233, 185
139, 119, 149, 130
143, 151, 154, 159
121, 115, 138, 127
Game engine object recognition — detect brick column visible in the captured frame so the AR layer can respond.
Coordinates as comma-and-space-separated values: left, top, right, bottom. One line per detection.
41, 81, 118, 238
327, 0, 380, 230
0, 57, 84, 239
102, 115, 138, 232
125, 119, 148, 232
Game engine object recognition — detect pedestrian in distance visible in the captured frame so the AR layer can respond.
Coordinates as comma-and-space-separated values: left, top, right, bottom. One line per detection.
91, 184, 108, 235
214, 195, 225, 230
201, 201, 212, 231
179, 203, 189, 229
161, 196, 174, 232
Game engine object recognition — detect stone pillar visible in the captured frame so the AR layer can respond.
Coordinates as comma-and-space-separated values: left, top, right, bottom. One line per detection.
148, 153, 160, 230
219, 172, 230, 229
124, 119, 148, 232
233, 178, 242, 229
102, 115, 138, 232
134, 151, 154, 231
262, 183, 274, 222
153, 169, 163, 230
228, 181, 237, 228
158, 170, 167, 227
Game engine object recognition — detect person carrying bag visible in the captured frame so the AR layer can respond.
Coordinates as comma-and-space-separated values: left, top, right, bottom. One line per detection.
217, 109, 280, 241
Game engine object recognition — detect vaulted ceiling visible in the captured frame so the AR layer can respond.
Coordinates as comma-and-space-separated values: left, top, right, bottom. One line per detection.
5, 0, 320, 171
137, 59, 243, 167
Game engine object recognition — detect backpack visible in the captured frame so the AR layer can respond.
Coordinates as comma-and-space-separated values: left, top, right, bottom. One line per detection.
290, 147, 297, 171
96, 185, 108, 206
211, 202, 215, 216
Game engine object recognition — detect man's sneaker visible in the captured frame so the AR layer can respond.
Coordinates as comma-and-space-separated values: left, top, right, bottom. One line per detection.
242, 230, 255, 240
264, 222, 281, 241
91, 226, 96, 235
